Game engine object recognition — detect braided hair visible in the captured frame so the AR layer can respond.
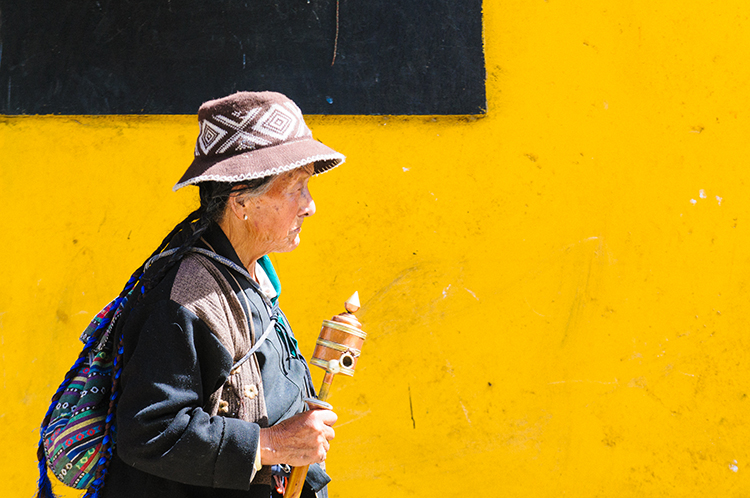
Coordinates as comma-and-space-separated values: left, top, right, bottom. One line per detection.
37, 176, 275, 498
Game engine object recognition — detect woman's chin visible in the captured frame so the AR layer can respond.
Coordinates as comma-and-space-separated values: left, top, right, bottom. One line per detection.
290, 234, 302, 250
277, 235, 301, 253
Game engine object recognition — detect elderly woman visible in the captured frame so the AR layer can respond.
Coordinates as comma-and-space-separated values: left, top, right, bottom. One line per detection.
93, 92, 345, 498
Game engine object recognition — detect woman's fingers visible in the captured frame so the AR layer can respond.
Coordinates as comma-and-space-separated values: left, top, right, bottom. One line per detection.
259, 409, 337, 466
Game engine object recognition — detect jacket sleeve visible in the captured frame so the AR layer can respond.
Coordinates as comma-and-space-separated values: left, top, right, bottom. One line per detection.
115, 299, 260, 490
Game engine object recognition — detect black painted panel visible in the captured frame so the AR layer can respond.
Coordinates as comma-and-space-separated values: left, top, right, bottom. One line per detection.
0, 0, 485, 115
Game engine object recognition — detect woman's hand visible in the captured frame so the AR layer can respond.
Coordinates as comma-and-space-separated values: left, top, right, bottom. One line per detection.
259, 409, 337, 467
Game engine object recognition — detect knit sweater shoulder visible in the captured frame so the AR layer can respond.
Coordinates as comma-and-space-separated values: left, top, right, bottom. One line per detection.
172, 253, 269, 424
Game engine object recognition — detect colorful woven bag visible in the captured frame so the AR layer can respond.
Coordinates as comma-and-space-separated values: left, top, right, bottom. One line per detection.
42, 349, 113, 488
37, 297, 124, 495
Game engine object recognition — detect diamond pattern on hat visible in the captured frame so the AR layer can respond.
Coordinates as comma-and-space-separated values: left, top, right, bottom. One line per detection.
198, 120, 228, 155
215, 108, 261, 130
253, 104, 296, 140
216, 130, 270, 154
215, 109, 270, 154
283, 101, 312, 139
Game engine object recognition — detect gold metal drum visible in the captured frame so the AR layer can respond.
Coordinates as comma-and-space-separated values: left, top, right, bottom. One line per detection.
310, 316, 366, 376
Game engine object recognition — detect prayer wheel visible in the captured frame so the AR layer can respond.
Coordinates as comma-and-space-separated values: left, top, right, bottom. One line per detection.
284, 292, 365, 498
310, 309, 366, 377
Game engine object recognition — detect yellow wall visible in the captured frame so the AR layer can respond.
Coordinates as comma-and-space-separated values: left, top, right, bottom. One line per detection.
2, 1, 749, 496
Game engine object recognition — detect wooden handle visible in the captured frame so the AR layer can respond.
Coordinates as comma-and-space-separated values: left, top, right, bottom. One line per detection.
283, 396, 333, 498
283, 465, 309, 498
283, 293, 362, 498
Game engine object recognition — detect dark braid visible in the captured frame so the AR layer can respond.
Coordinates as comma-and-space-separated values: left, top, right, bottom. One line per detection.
66, 176, 275, 498
69, 208, 203, 498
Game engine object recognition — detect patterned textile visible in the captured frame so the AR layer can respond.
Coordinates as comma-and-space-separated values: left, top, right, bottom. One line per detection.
196, 101, 311, 159
79, 299, 117, 345
42, 349, 114, 489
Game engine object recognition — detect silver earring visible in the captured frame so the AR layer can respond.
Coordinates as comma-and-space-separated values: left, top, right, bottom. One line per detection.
244, 214, 248, 220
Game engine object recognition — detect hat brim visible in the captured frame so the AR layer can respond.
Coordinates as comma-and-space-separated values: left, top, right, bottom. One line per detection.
173, 137, 345, 191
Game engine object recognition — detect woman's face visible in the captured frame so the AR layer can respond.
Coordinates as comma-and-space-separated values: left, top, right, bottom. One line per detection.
242, 164, 316, 255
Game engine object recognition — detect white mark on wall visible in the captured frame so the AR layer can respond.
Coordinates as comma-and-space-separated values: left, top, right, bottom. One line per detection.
464, 288, 479, 300
690, 190, 723, 205
729, 460, 739, 472
402, 167, 409, 172
562, 236, 599, 251
604, 101, 609, 110
440, 285, 479, 301
444, 360, 456, 378
442, 284, 452, 298
525, 298, 546, 317
444, 360, 472, 425
459, 401, 472, 425
335, 410, 372, 428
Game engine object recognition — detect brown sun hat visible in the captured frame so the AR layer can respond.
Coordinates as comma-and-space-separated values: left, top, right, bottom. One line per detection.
174, 91, 345, 191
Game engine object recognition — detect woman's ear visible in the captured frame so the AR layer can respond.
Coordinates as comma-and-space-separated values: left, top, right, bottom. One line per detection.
226, 192, 248, 221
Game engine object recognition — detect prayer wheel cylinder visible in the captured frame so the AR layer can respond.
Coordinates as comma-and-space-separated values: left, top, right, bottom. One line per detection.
310, 312, 366, 376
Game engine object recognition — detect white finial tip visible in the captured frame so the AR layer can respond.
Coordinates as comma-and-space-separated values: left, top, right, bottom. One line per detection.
344, 291, 360, 313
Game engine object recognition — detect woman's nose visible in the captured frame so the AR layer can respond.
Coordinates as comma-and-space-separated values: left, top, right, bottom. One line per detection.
300, 188, 316, 217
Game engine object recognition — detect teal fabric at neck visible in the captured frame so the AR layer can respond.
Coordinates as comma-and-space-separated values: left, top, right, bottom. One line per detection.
257, 256, 281, 305
257, 255, 300, 357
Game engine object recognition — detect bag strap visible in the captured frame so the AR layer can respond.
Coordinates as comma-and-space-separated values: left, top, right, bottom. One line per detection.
144, 246, 254, 282
231, 320, 275, 374
145, 246, 275, 372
